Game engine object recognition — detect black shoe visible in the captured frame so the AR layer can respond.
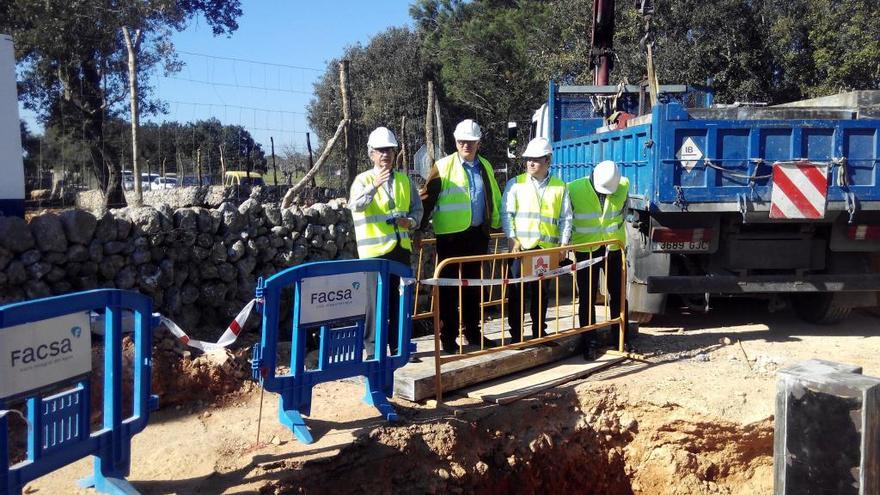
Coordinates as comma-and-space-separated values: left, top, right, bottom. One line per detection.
441, 340, 459, 355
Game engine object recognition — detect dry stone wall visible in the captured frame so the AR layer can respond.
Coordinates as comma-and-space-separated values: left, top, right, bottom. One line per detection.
0, 195, 357, 331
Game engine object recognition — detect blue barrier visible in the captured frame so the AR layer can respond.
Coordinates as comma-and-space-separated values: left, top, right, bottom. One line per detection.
0, 289, 158, 495
251, 259, 414, 444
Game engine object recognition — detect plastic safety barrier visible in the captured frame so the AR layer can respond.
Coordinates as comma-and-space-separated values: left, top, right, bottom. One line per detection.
1, 289, 158, 495
250, 259, 414, 444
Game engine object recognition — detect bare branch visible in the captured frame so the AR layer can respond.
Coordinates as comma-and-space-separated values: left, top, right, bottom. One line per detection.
281, 119, 348, 209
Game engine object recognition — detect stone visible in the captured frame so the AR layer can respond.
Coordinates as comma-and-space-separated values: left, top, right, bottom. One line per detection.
20, 249, 41, 266
264, 206, 282, 227
131, 247, 151, 265
89, 240, 104, 263
227, 240, 246, 262
138, 264, 162, 291
80, 261, 99, 276
26, 262, 52, 280
104, 240, 126, 255
201, 263, 219, 280
324, 240, 338, 259
65, 262, 82, 278
0, 247, 10, 271
50, 281, 72, 293
115, 215, 132, 239
156, 204, 175, 231
196, 232, 214, 248
24, 280, 51, 299
159, 259, 175, 288
99, 255, 126, 280
219, 202, 245, 233
210, 243, 227, 263
67, 244, 89, 263
236, 255, 257, 276
115, 266, 137, 289
30, 213, 67, 252
217, 262, 237, 282
174, 208, 198, 231
6, 261, 26, 284
75, 275, 98, 290
127, 207, 163, 236
94, 212, 117, 242
311, 202, 339, 225
238, 198, 263, 217
181, 284, 200, 305
59, 209, 97, 244
192, 246, 209, 260
0, 216, 35, 252
199, 282, 228, 306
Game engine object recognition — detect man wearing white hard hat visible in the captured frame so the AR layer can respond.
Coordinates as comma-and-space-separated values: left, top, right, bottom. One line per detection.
421, 119, 502, 354
501, 137, 572, 343
568, 159, 630, 359
349, 127, 423, 357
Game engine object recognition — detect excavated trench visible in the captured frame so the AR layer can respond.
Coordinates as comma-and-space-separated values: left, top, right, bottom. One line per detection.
256, 386, 774, 495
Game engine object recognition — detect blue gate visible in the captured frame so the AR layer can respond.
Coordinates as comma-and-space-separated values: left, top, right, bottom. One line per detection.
251, 259, 414, 444
0, 289, 158, 495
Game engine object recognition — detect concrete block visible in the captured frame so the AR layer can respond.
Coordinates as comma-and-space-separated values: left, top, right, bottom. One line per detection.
774, 359, 880, 495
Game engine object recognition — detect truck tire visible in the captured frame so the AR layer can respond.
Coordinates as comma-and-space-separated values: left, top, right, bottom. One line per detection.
791, 293, 852, 325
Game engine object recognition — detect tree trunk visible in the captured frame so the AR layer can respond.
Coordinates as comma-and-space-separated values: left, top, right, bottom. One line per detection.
425, 81, 436, 166
340, 60, 356, 189
122, 27, 143, 206
282, 119, 347, 209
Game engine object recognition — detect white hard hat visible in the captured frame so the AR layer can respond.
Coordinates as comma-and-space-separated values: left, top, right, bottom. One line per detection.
367, 127, 398, 149
453, 119, 482, 141
592, 160, 621, 194
522, 137, 552, 158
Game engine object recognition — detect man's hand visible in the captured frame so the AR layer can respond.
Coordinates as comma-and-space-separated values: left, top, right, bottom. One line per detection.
374, 167, 391, 186
509, 238, 522, 253
394, 217, 414, 229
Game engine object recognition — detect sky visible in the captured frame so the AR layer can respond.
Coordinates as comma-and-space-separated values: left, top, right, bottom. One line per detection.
20, 0, 415, 155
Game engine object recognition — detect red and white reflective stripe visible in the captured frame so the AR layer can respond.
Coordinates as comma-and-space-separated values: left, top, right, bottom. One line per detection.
158, 299, 257, 352
652, 227, 712, 243
414, 256, 605, 287
769, 161, 829, 219
848, 225, 880, 240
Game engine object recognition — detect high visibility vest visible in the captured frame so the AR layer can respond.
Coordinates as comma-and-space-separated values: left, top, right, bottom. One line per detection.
432, 153, 502, 234
509, 174, 566, 249
569, 176, 629, 252
351, 169, 412, 258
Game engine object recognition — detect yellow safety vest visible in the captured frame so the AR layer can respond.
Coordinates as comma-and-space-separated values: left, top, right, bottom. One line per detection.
352, 169, 412, 258
509, 174, 566, 249
432, 153, 502, 234
568, 176, 629, 252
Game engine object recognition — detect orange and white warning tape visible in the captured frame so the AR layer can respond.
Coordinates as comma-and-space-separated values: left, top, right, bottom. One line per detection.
158, 298, 257, 352
400, 255, 605, 288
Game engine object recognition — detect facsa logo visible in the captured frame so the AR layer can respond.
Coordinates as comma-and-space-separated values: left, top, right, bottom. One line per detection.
311, 289, 353, 304
9, 325, 82, 367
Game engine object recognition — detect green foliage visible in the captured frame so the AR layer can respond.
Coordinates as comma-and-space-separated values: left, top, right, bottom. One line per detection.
0, 0, 242, 204
307, 27, 428, 183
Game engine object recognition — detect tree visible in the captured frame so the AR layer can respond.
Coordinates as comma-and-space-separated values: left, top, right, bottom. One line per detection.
0, 1, 242, 207
307, 27, 429, 185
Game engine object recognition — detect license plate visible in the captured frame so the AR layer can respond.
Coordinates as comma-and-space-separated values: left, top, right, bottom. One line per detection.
651, 240, 711, 252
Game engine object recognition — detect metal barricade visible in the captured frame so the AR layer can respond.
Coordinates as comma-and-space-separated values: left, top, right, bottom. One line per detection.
1, 289, 158, 495
413, 232, 508, 322
251, 259, 414, 444
428, 240, 629, 402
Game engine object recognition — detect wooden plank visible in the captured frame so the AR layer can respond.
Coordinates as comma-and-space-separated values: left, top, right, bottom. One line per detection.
465, 354, 624, 404
393, 301, 620, 401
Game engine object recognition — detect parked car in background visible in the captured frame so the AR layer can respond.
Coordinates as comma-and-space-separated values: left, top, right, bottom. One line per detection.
180, 176, 201, 187
141, 173, 159, 190
122, 170, 135, 191
150, 177, 177, 190
224, 171, 265, 187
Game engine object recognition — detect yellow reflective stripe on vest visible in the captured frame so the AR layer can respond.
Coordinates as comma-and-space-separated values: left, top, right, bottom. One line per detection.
352, 170, 412, 257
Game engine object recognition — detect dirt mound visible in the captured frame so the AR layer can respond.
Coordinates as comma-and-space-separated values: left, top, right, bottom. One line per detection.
257, 385, 773, 495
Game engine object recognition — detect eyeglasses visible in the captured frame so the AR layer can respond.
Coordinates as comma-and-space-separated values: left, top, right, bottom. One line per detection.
371, 147, 396, 155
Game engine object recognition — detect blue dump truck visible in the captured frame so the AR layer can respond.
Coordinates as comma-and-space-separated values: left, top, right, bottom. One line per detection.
536, 83, 880, 323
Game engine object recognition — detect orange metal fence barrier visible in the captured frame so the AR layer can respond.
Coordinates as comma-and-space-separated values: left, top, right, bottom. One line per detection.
423, 239, 629, 402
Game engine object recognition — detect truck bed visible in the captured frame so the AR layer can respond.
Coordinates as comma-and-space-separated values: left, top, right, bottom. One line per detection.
553, 102, 880, 215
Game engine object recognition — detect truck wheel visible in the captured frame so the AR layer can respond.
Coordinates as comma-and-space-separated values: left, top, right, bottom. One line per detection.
791, 293, 852, 324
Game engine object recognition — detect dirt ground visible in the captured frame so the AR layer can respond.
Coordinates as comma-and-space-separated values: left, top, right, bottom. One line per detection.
21, 297, 880, 494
